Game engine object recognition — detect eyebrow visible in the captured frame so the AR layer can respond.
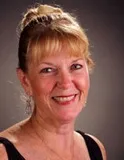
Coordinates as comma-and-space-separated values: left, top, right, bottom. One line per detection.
72, 58, 84, 63
40, 62, 56, 66
40, 58, 84, 66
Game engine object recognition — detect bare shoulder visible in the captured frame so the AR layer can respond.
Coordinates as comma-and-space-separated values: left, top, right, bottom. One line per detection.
86, 134, 107, 160
0, 118, 29, 142
0, 143, 8, 160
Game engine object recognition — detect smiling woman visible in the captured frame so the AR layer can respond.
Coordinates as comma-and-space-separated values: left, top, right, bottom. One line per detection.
0, 3, 106, 160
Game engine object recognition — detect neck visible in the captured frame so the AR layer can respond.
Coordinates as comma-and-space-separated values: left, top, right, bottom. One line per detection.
26, 112, 76, 159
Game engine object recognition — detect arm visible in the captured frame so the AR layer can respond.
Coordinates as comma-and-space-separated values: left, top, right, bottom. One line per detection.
0, 144, 8, 160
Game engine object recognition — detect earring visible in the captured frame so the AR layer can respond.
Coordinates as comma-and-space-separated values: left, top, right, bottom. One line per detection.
84, 100, 87, 107
26, 96, 32, 115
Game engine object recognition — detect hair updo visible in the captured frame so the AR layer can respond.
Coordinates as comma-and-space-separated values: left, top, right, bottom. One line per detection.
18, 4, 94, 72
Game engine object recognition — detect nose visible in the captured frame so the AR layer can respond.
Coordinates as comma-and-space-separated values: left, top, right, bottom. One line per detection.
56, 70, 73, 89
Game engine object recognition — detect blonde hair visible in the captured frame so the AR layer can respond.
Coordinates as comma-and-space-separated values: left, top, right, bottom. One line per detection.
18, 4, 94, 72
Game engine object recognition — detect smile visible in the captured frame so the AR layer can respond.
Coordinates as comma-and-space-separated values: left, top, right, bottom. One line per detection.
52, 95, 77, 103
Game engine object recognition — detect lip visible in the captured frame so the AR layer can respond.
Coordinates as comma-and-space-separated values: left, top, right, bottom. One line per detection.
52, 94, 77, 105
52, 94, 76, 97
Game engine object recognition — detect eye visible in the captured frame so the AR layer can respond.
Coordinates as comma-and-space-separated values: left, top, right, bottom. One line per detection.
70, 64, 83, 71
39, 67, 56, 74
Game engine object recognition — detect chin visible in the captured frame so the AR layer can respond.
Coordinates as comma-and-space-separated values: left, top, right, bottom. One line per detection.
50, 97, 85, 124
55, 109, 82, 124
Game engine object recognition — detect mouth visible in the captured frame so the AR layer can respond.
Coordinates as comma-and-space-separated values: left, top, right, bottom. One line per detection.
52, 94, 77, 105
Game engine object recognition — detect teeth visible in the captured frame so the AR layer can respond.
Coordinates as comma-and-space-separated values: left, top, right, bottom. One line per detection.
53, 95, 75, 102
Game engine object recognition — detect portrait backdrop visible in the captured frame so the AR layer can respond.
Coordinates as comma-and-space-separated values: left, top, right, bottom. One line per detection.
0, 0, 123, 160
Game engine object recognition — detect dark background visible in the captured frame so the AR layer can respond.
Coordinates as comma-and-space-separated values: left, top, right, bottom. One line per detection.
0, 0, 124, 159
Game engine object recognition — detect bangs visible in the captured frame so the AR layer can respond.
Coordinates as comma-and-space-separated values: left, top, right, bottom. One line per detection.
27, 32, 88, 66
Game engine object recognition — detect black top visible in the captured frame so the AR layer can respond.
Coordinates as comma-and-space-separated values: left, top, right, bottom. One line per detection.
0, 131, 103, 160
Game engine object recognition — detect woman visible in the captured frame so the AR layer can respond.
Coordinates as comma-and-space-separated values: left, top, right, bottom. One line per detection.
0, 4, 106, 160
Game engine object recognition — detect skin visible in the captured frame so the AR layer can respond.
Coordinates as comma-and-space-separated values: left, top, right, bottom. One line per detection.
25, 51, 90, 128
0, 48, 106, 160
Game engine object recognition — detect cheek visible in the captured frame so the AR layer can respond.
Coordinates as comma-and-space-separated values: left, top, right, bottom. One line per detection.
31, 78, 56, 98
75, 71, 90, 93
84, 74, 90, 90
75, 73, 90, 105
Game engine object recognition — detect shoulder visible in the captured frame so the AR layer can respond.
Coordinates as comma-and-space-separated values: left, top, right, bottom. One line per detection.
0, 118, 29, 137
86, 134, 107, 160
0, 119, 29, 145
0, 121, 27, 159
0, 129, 15, 159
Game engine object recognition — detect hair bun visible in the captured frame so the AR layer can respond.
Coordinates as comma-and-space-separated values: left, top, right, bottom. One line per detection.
20, 4, 63, 31
37, 4, 63, 15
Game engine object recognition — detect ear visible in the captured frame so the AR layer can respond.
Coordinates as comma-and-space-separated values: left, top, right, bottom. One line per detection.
16, 68, 32, 96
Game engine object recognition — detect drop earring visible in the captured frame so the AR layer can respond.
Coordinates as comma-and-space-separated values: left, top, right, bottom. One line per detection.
26, 95, 32, 115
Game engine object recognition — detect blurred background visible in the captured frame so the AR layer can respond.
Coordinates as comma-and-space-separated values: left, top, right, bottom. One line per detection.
0, 0, 124, 159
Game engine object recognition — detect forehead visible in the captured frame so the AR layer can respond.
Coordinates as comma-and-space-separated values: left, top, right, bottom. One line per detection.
38, 50, 84, 64
27, 34, 86, 66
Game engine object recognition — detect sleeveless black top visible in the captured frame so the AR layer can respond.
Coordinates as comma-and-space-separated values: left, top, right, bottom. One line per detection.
0, 131, 103, 160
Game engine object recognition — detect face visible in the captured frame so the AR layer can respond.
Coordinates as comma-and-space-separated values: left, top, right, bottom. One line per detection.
18, 48, 90, 124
